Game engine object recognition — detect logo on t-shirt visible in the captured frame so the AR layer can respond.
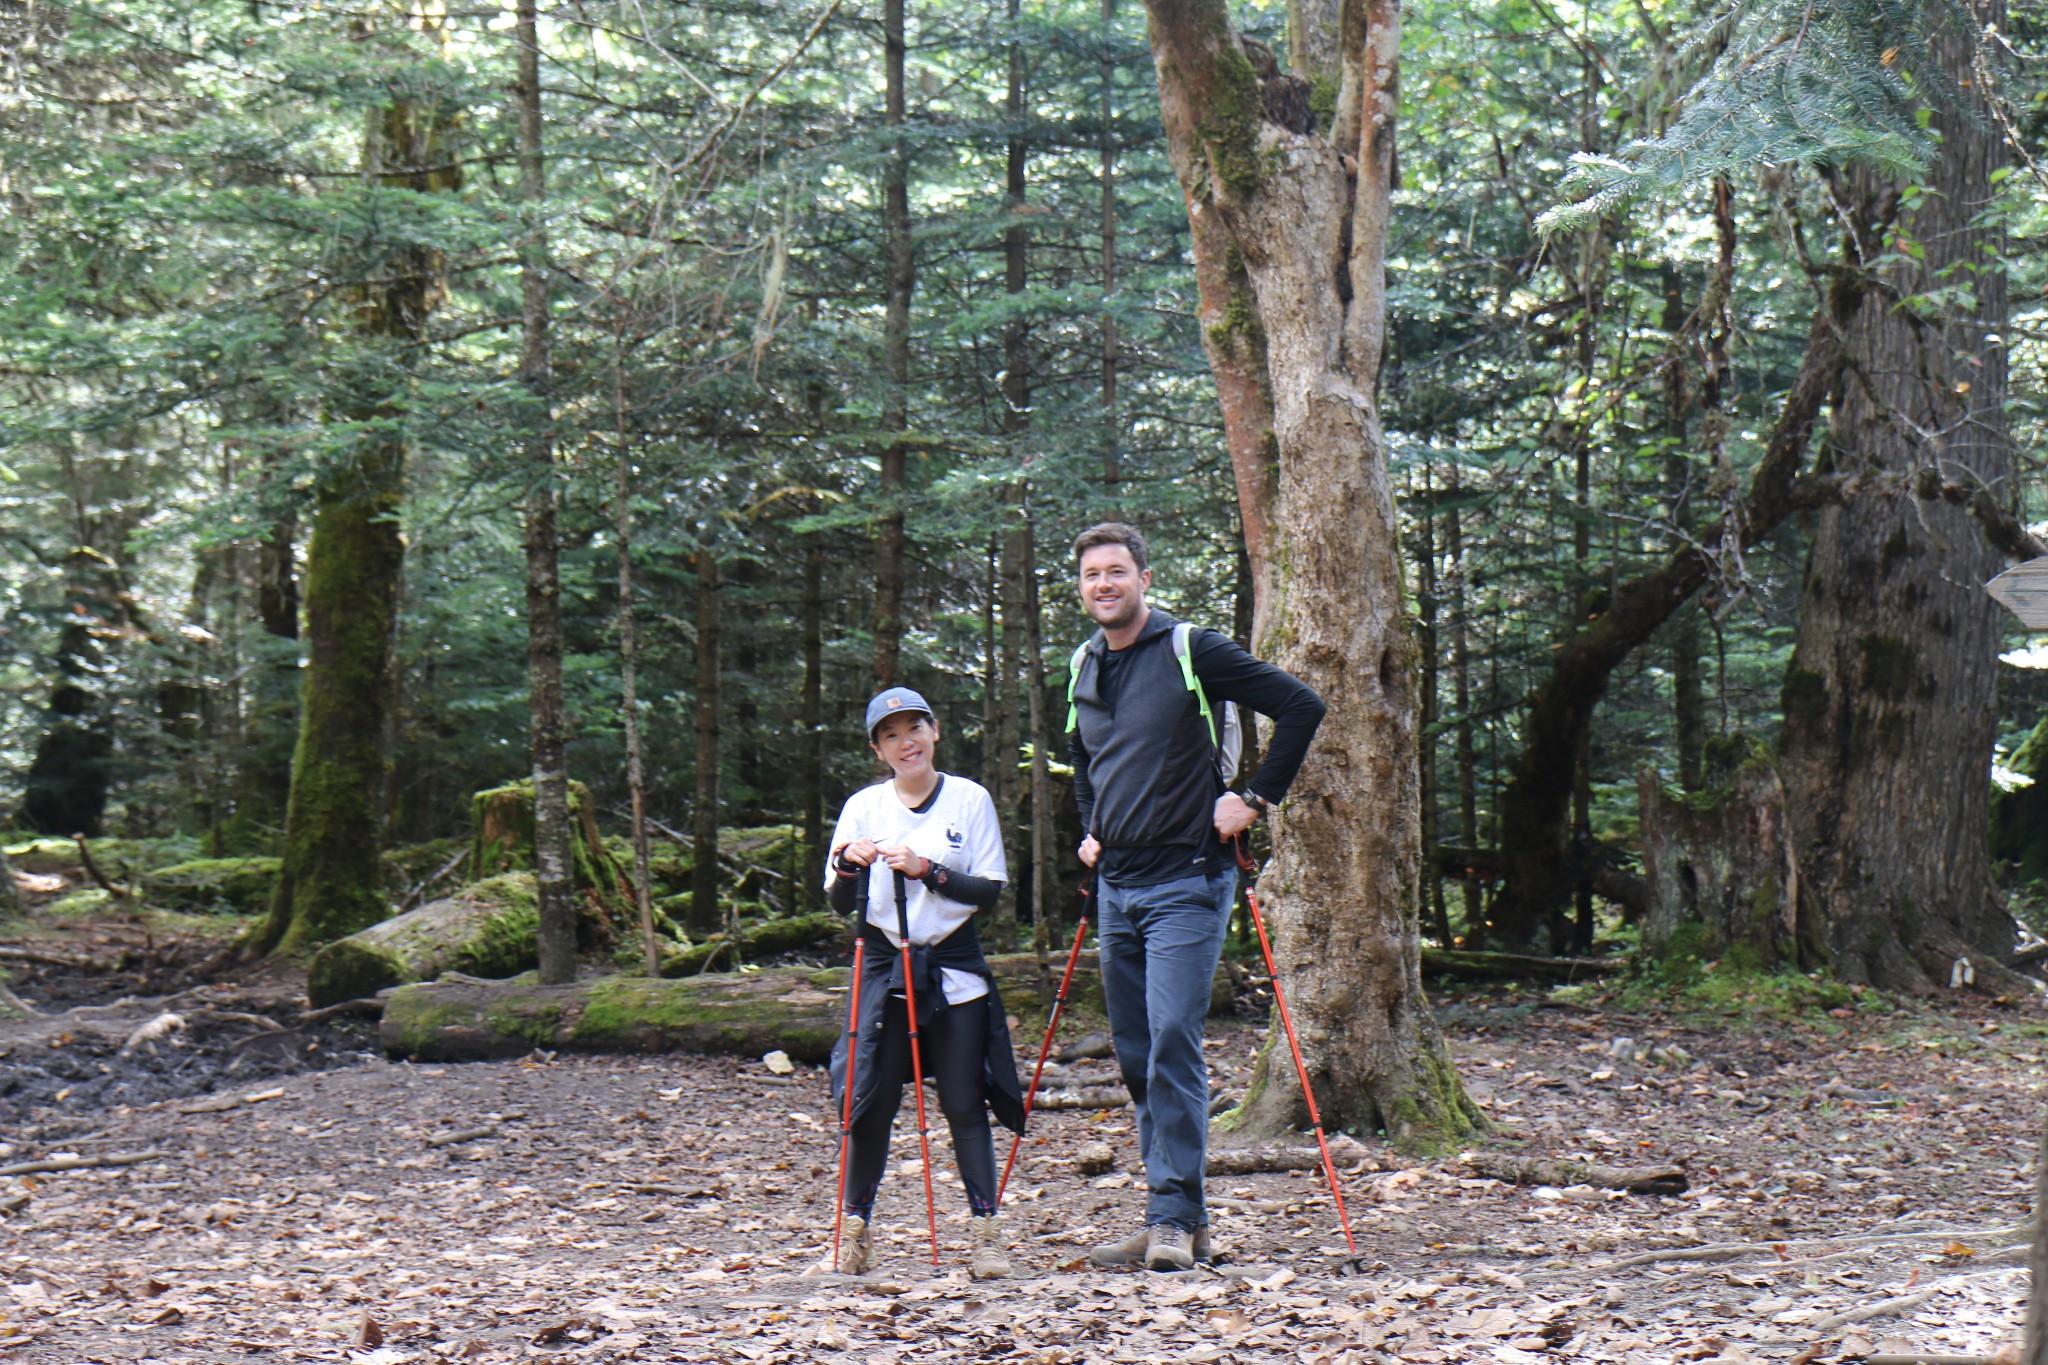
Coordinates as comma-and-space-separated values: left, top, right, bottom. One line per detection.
946, 825, 964, 847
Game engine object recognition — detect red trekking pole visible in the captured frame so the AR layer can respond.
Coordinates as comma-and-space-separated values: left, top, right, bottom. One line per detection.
831, 871, 868, 1273
893, 869, 942, 1267
996, 897, 1091, 1206
1233, 836, 1357, 1255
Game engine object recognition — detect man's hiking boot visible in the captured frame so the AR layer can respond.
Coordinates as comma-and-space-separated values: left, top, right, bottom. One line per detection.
831, 1214, 873, 1274
1144, 1224, 1195, 1272
1086, 1223, 1212, 1268
970, 1216, 1011, 1279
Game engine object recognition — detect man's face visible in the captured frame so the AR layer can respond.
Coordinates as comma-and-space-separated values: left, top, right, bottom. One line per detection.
1077, 544, 1150, 631
870, 713, 938, 773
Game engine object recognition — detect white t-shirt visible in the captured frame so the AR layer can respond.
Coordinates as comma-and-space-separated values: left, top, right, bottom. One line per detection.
825, 773, 1007, 1006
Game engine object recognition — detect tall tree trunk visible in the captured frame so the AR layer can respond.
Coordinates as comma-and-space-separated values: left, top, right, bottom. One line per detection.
1145, 0, 1479, 1144
616, 403, 660, 975
237, 435, 300, 841
1777, 14, 2015, 990
689, 547, 723, 937
514, 0, 576, 986
801, 534, 825, 907
252, 88, 460, 957
1099, 0, 1121, 510
1485, 262, 1868, 953
872, 0, 913, 687
1416, 464, 1449, 944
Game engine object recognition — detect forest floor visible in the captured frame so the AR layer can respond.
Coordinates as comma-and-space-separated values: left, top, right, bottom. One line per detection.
1, 874, 2041, 1364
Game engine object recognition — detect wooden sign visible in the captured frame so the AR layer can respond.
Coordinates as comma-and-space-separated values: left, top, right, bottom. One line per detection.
1987, 557, 2048, 629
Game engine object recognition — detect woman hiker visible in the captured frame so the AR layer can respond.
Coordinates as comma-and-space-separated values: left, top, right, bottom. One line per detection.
824, 685, 1025, 1278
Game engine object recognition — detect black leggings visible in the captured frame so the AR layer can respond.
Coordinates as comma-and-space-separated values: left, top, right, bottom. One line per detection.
844, 993, 998, 1218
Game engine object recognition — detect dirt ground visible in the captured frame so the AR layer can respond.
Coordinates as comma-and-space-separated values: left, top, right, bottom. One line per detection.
3, 898, 2041, 1363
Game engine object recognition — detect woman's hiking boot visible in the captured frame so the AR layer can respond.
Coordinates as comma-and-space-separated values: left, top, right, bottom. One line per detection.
830, 1214, 872, 1274
1144, 1224, 1195, 1271
970, 1216, 1011, 1279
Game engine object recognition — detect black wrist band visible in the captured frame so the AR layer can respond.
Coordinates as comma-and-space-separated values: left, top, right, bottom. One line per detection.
1242, 791, 1270, 816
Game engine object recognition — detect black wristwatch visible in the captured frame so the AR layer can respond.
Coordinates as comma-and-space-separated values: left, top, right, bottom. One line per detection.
1241, 791, 1270, 818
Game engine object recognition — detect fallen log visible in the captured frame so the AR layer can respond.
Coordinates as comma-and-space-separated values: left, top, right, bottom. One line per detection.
379, 952, 1233, 1063
305, 873, 541, 1009
1033, 1087, 1131, 1111
1419, 949, 1625, 983
1205, 1134, 1373, 1175
1461, 1151, 1689, 1195
659, 912, 843, 976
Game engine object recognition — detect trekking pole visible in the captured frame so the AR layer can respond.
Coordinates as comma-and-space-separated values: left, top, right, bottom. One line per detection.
893, 868, 942, 1267
996, 890, 1092, 1206
831, 870, 869, 1273
1232, 836, 1358, 1255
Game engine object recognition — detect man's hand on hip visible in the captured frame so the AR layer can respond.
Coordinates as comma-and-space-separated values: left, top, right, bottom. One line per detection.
1078, 836, 1101, 868
1213, 792, 1259, 840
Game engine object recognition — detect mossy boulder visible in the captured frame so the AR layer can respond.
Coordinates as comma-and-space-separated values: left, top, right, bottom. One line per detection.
305, 872, 541, 1008
149, 857, 283, 915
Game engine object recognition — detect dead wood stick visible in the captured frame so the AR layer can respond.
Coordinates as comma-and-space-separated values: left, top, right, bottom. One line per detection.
622, 1182, 705, 1197
1585, 1220, 2032, 1273
72, 835, 132, 900
643, 816, 792, 887
0, 1150, 166, 1177
299, 997, 387, 1025
0, 1191, 30, 1214
1462, 1152, 1689, 1195
1807, 1284, 1938, 1331
398, 847, 472, 915
1206, 1135, 1373, 1176
424, 1125, 500, 1149
0, 944, 110, 970
1031, 1087, 1131, 1111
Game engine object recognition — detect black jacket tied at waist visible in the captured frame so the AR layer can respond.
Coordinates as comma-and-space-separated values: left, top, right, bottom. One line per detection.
829, 918, 1026, 1135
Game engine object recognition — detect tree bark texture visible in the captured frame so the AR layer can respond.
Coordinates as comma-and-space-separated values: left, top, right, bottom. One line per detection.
871, 0, 912, 687
512, 0, 575, 988
1776, 13, 2016, 990
689, 549, 723, 936
616, 421, 661, 973
1141, 0, 1479, 1146
0, 843, 25, 920
469, 778, 631, 925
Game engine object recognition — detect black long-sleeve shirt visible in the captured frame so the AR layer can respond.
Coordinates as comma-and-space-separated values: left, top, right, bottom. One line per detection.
1068, 610, 1325, 886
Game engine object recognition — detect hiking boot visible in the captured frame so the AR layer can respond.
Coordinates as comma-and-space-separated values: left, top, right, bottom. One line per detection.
1145, 1223, 1195, 1271
970, 1216, 1011, 1279
833, 1214, 873, 1274
1086, 1223, 1213, 1267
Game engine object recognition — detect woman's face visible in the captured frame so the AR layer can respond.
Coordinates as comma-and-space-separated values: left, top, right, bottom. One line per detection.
870, 712, 939, 778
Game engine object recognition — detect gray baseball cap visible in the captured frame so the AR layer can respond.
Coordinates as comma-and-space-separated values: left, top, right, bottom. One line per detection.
864, 686, 935, 738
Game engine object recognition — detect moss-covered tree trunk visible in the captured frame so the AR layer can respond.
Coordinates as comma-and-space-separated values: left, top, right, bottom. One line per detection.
249, 83, 463, 958
305, 872, 541, 1007
1776, 16, 2017, 991
1140, 0, 1479, 1146
510, 0, 576, 987
0, 843, 25, 920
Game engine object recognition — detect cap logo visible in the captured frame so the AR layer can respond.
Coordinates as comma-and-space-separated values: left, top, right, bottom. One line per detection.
887, 697, 902, 709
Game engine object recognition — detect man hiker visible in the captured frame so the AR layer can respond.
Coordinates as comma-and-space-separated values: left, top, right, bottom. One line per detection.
1064, 522, 1325, 1271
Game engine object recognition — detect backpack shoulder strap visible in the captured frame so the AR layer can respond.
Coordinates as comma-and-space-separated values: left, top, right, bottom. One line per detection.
1064, 635, 1098, 733
1170, 622, 1218, 750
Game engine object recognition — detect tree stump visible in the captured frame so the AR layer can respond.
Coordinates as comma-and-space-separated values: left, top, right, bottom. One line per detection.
469, 779, 631, 927
1638, 755, 1797, 968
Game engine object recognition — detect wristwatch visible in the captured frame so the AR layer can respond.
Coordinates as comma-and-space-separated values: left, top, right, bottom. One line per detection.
1241, 791, 1270, 818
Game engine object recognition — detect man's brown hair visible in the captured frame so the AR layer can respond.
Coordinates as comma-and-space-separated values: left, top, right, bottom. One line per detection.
1072, 522, 1149, 573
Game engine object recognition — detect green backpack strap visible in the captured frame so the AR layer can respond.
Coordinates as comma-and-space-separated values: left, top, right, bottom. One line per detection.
1171, 622, 1217, 749
1065, 638, 1095, 733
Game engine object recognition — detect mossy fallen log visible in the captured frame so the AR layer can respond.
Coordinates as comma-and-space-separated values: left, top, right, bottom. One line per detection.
379, 952, 1235, 1063
306, 873, 540, 1008
148, 857, 282, 915
657, 911, 845, 976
